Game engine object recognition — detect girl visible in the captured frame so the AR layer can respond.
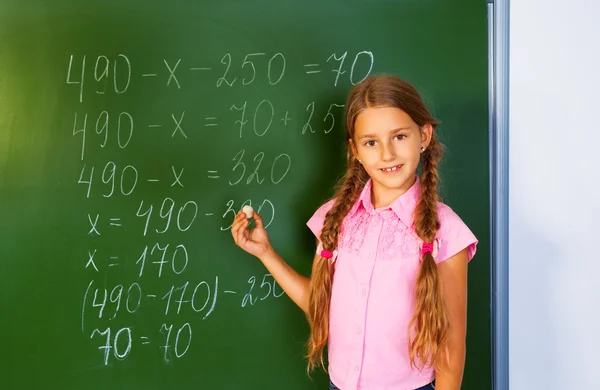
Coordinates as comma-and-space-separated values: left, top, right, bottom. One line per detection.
231, 75, 478, 390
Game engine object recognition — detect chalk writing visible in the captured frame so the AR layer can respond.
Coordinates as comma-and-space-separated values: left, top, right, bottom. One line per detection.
68, 48, 374, 366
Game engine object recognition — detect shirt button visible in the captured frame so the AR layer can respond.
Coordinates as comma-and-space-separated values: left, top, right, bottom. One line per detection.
368, 252, 373, 257
361, 289, 367, 295
356, 326, 362, 334
354, 366, 359, 372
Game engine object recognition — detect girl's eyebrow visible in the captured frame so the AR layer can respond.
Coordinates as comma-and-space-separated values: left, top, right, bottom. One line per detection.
357, 127, 412, 140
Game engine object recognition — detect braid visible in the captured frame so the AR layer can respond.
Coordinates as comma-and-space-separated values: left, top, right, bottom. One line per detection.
306, 157, 368, 373
409, 136, 450, 370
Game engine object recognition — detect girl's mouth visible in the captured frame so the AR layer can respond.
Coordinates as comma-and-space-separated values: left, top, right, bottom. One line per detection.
380, 164, 403, 174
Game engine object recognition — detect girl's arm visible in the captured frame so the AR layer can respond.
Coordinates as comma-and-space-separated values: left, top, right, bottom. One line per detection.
434, 248, 469, 390
231, 210, 320, 313
256, 248, 321, 313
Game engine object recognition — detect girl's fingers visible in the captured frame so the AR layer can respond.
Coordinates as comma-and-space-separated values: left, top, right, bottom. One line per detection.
234, 210, 249, 226
231, 211, 247, 231
232, 219, 249, 243
232, 211, 243, 224
231, 216, 246, 242
252, 211, 264, 229
231, 210, 256, 249
231, 223, 240, 246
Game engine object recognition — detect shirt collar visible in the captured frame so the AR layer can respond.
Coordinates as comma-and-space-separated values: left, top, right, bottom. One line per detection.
348, 176, 421, 228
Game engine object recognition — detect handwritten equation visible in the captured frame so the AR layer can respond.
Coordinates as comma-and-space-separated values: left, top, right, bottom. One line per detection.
66, 51, 375, 102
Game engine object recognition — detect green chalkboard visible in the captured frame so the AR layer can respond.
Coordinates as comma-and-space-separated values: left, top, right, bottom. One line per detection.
0, 1, 490, 389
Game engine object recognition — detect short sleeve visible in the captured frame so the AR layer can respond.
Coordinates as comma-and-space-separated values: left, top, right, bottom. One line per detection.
434, 204, 478, 264
306, 199, 336, 240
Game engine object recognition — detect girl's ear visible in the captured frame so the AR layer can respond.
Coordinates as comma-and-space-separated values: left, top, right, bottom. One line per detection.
349, 138, 359, 160
420, 124, 433, 149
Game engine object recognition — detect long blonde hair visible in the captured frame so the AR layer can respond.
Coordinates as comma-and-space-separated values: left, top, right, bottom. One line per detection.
305, 75, 448, 372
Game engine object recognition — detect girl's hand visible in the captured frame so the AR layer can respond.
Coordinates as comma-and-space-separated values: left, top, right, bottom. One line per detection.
231, 210, 273, 258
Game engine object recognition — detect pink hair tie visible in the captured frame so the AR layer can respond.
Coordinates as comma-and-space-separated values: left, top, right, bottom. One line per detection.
421, 242, 434, 256
320, 249, 333, 259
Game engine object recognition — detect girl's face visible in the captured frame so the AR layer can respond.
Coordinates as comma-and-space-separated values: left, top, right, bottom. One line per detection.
351, 106, 432, 206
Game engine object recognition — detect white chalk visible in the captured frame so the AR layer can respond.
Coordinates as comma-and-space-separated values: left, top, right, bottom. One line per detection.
242, 205, 254, 219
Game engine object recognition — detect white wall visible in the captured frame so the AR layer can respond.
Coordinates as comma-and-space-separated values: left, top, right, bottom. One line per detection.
509, 0, 600, 388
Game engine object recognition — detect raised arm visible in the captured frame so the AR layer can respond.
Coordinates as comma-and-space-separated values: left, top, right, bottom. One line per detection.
231, 210, 321, 313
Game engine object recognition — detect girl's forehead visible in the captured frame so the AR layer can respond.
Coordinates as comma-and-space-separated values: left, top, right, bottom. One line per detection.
354, 107, 417, 134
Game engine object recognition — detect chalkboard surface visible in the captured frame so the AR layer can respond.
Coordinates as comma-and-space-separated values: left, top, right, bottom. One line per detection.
0, 1, 490, 389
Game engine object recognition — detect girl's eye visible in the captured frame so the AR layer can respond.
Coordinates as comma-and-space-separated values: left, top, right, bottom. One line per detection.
395, 134, 407, 141
364, 140, 376, 147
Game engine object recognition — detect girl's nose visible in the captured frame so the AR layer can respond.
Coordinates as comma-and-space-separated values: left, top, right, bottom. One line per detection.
381, 141, 396, 161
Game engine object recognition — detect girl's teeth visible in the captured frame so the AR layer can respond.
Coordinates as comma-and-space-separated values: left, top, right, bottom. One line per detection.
383, 166, 399, 172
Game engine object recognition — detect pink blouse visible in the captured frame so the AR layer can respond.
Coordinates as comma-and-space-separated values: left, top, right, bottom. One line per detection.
307, 177, 478, 390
